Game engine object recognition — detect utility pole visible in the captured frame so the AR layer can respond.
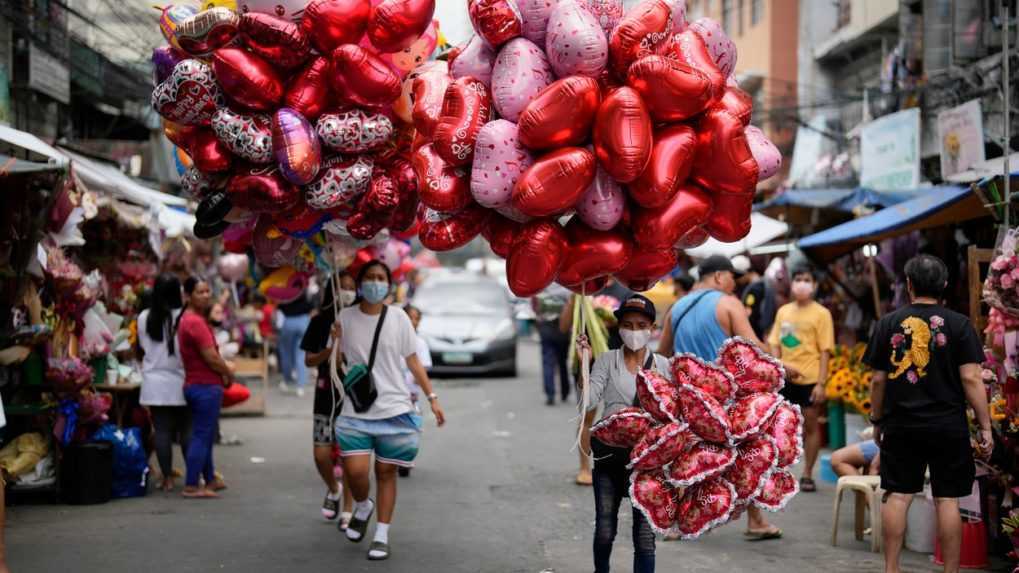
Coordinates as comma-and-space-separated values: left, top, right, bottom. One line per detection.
1006, 0, 1012, 228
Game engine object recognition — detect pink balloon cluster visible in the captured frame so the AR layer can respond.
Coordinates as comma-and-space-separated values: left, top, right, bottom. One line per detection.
411, 0, 781, 297
593, 338, 803, 539
151, 0, 439, 268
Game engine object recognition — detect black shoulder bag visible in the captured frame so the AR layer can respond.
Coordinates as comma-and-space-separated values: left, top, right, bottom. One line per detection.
341, 306, 387, 413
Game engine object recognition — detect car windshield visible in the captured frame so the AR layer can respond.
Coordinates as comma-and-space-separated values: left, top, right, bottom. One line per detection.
414, 282, 509, 315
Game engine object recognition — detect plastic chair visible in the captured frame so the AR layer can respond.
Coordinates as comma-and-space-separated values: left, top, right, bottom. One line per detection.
831, 475, 883, 553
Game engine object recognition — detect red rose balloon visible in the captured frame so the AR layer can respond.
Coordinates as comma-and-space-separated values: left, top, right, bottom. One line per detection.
413, 144, 472, 212
346, 212, 388, 240
481, 213, 521, 258
360, 172, 401, 214
212, 48, 283, 111
630, 123, 696, 208
608, 0, 673, 77
594, 87, 652, 183
189, 129, 233, 173
506, 219, 567, 297
367, 0, 437, 53
468, 0, 523, 48
512, 147, 597, 217
432, 77, 493, 166
627, 55, 715, 122
411, 67, 453, 138
630, 470, 679, 534
518, 75, 602, 151
632, 185, 711, 250
301, 0, 371, 54
418, 203, 492, 251
675, 478, 737, 539
331, 44, 402, 109
557, 218, 633, 287
284, 57, 333, 121
614, 248, 677, 292
239, 12, 310, 69
675, 225, 709, 249
228, 168, 301, 212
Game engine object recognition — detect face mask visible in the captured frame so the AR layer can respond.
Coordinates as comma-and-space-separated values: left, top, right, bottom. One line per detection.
791, 280, 814, 300
210, 319, 223, 328
360, 280, 389, 304
338, 289, 357, 307
620, 328, 651, 351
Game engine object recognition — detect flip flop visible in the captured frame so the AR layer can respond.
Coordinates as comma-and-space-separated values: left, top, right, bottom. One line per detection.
744, 528, 783, 541
800, 477, 817, 492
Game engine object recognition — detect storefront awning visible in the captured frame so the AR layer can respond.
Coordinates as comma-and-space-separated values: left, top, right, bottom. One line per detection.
797, 185, 987, 261
684, 213, 790, 259
756, 187, 918, 213
0, 124, 68, 168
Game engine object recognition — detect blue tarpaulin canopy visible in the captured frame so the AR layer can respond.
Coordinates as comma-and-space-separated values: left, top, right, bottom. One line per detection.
755, 187, 919, 213
797, 185, 988, 261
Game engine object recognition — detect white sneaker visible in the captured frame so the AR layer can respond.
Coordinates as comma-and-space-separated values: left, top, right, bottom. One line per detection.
296, 387, 305, 397
278, 381, 290, 393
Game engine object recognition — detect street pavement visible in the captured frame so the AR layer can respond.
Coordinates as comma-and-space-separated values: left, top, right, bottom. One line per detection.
8, 341, 966, 572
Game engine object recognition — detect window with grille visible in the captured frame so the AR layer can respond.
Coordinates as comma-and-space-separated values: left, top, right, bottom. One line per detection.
722, 0, 734, 34
751, 0, 763, 25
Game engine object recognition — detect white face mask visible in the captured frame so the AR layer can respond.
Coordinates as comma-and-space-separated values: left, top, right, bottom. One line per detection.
620, 328, 651, 351
338, 289, 357, 307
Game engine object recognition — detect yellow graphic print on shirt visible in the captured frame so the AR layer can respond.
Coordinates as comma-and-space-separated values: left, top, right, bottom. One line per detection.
889, 317, 931, 381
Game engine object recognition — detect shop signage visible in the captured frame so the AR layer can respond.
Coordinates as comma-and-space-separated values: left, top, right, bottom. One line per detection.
937, 99, 985, 178
28, 44, 71, 105
861, 107, 920, 190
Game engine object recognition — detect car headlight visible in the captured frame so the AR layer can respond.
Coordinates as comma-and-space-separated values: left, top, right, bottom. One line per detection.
487, 318, 515, 342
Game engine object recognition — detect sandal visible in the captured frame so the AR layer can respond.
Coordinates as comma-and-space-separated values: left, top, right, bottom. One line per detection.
181, 488, 219, 499
800, 477, 817, 492
322, 492, 340, 520
744, 528, 783, 541
575, 469, 593, 486
367, 541, 390, 561
338, 513, 352, 531
344, 499, 374, 542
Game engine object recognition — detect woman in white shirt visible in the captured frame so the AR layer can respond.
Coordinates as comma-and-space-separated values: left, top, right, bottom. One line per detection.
333, 261, 445, 561
583, 294, 670, 573
137, 274, 188, 493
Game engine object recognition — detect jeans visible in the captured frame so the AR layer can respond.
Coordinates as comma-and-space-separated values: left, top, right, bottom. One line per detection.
184, 384, 223, 487
537, 320, 570, 401
592, 441, 655, 573
150, 405, 191, 480
279, 314, 310, 387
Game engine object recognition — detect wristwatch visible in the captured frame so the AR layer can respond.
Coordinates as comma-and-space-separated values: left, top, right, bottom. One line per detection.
427, 393, 439, 402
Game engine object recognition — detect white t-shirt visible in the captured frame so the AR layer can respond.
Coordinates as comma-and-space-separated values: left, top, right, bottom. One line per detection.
404, 334, 432, 397
137, 309, 186, 406
338, 305, 418, 420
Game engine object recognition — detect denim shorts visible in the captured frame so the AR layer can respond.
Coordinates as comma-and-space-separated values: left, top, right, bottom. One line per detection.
335, 412, 422, 468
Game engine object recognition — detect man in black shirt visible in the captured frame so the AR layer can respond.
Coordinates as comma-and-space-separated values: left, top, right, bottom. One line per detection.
862, 255, 992, 573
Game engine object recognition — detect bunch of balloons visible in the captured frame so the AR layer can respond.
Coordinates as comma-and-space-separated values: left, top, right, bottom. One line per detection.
593, 338, 802, 539
152, 0, 439, 271
409, 0, 781, 296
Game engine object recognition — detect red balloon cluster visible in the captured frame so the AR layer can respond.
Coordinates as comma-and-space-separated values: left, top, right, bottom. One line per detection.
426, 0, 781, 297
595, 338, 802, 539
152, 0, 437, 268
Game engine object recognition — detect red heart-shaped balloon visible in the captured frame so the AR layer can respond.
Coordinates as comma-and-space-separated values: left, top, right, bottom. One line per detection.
151, 59, 223, 126
765, 401, 804, 468
433, 77, 493, 166
614, 248, 678, 292
413, 143, 472, 212
632, 185, 711, 250
163, 120, 200, 151
176, 8, 240, 57
666, 442, 736, 488
368, 0, 437, 53
630, 470, 679, 534
671, 354, 737, 405
181, 166, 224, 199
715, 81, 753, 126
608, 0, 673, 77
331, 44, 403, 109
518, 75, 602, 151
675, 478, 737, 539
753, 468, 798, 512
301, 0, 371, 54
627, 55, 715, 122
630, 123, 697, 209
189, 129, 233, 173
665, 29, 725, 101
284, 57, 333, 121
252, 215, 303, 268
228, 167, 301, 213
704, 191, 752, 242
635, 368, 680, 424
506, 219, 567, 297
272, 199, 329, 238
316, 110, 394, 154
678, 383, 731, 444
411, 66, 453, 138
594, 87, 652, 184
727, 392, 782, 442
418, 203, 491, 251
240, 12, 310, 69
692, 108, 758, 195
385, 158, 421, 232
675, 225, 709, 249
563, 276, 609, 295
481, 213, 522, 258
468, 0, 523, 48
723, 433, 778, 502
512, 147, 597, 217
557, 217, 633, 286
346, 212, 389, 240
212, 48, 284, 111
211, 108, 274, 164
630, 421, 691, 471
590, 406, 657, 449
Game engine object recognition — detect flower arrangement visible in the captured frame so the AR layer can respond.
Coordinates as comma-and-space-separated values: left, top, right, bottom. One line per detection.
826, 343, 872, 415
985, 229, 1019, 316
45, 357, 93, 395
982, 351, 1019, 435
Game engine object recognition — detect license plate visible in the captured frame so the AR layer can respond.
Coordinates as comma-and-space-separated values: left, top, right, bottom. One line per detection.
442, 352, 473, 364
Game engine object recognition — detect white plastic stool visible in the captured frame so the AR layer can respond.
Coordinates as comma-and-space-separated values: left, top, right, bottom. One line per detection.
831, 475, 883, 553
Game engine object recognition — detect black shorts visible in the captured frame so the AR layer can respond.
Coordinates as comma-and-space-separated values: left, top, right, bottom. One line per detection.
879, 425, 975, 498
779, 382, 817, 409
312, 376, 343, 446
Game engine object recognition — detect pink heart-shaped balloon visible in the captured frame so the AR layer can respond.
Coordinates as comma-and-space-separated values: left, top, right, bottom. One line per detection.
766, 401, 804, 468
450, 35, 497, 88
689, 17, 736, 77
151, 59, 223, 126
677, 383, 731, 444
753, 468, 798, 512
723, 433, 778, 502
671, 354, 737, 406
212, 108, 273, 164
580, 0, 624, 35
491, 37, 553, 122
675, 478, 737, 539
727, 392, 782, 442
546, 0, 608, 78
591, 406, 657, 449
630, 470, 679, 534
717, 338, 786, 395
629, 422, 692, 471
517, 0, 558, 46
471, 119, 535, 209
745, 125, 782, 182
636, 368, 680, 424
666, 441, 736, 487
576, 167, 625, 231
316, 110, 394, 154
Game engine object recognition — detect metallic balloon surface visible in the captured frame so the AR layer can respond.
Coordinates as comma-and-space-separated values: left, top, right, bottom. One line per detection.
284, 57, 333, 121
691, 108, 758, 195
614, 248, 678, 292
629, 123, 697, 208
432, 77, 493, 167
627, 55, 715, 122
593, 87, 652, 184
468, 0, 523, 48
272, 199, 329, 238
175, 7, 240, 56
518, 75, 601, 150
506, 219, 567, 297
153, 46, 188, 84
211, 108, 274, 164
689, 17, 736, 77
418, 204, 492, 251
305, 156, 374, 210
704, 191, 752, 242
367, 0, 437, 53
491, 37, 554, 122
316, 110, 394, 153
512, 147, 596, 217
557, 218, 633, 286
470, 120, 535, 209
301, 0, 371, 53
675, 225, 709, 249
580, 0, 624, 35
631, 185, 711, 250
228, 168, 301, 213
413, 144, 473, 213
211, 48, 284, 111
189, 129, 233, 173
545, 0, 608, 78
608, 0, 672, 77
239, 12, 311, 69
517, 0, 557, 46
481, 214, 522, 258
450, 35, 497, 88
575, 167, 625, 231
330, 44, 403, 108
272, 108, 322, 185
745, 125, 782, 181
666, 30, 725, 101
152, 59, 224, 126
410, 62, 453, 137
160, 5, 199, 50
715, 80, 752, 126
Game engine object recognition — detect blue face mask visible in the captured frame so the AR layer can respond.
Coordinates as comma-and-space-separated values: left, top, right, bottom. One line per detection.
360, 280, 389, 304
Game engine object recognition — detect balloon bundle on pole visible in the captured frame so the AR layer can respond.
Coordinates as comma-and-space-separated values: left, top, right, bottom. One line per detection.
151, 0, 439, 267
411, 0, 781, 297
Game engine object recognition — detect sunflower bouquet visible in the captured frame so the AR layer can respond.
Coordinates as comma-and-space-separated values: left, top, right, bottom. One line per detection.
826, 343, 872, 415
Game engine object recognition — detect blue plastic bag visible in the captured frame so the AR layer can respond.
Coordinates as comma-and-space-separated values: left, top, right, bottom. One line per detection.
91, 424, 148, 498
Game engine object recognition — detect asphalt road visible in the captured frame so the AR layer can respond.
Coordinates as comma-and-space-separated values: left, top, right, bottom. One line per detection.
8, 341, 961, 572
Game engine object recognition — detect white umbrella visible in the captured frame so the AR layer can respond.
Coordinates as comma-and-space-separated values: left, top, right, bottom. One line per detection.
684, 213, 790, 259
